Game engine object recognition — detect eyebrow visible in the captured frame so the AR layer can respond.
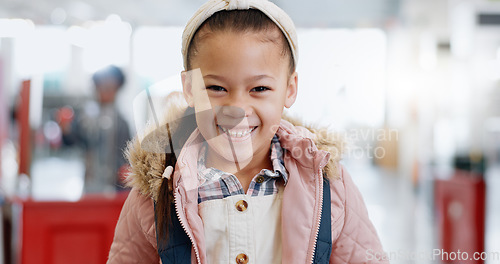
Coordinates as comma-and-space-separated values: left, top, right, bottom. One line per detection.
203, 74, 275, 82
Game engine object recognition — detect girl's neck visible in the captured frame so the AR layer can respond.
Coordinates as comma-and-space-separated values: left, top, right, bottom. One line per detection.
206, 146, 272, 192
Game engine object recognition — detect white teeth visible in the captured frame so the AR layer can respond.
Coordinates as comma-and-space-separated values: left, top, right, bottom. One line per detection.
219, 126, 255, 138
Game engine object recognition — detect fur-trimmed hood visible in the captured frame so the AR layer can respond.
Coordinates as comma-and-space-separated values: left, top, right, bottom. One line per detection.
123, 92, 344, 201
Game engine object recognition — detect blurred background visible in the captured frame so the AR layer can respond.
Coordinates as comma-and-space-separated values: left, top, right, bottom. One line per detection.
0, 0, 499, 263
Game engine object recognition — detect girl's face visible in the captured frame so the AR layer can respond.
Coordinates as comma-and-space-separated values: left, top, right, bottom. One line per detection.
183, 30, 297, 173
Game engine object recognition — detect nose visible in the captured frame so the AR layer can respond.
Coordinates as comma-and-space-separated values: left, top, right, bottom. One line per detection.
221, 105, 245, 119
214, 94, 252, 127
215, 105, 245, 128
220, 91, 253, 117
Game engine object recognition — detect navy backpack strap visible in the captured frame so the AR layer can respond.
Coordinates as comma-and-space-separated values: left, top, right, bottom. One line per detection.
313, 177, 333, 263
154, 202, 192, 264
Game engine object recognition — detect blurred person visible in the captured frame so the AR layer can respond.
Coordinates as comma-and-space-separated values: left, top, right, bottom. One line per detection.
60, 65, 131, 193
108, 0, 387, 263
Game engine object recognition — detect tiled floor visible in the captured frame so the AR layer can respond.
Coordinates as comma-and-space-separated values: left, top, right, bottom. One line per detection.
344, 159, 500, 264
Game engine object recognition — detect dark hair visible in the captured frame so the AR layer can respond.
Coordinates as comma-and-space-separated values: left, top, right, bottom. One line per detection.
92, 65, 126, 89
186, 9, 295, 75
155, 107, 197, 247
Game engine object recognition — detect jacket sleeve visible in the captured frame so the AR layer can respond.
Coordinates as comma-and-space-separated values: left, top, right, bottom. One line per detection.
107, 188, 160, 264
329, 166, 389, 264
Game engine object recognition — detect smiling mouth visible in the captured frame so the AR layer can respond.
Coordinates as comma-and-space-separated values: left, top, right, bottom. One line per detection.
218, 125, 257, 138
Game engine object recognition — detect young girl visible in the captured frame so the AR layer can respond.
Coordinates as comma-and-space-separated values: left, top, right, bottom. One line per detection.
108, 0, 388, 263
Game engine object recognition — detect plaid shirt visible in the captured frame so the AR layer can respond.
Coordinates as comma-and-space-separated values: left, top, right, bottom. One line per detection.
197, 135, 288, 203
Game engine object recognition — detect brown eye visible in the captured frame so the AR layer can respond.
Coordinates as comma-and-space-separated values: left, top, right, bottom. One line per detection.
206, 85, 227, 92
251, 86, 270, 92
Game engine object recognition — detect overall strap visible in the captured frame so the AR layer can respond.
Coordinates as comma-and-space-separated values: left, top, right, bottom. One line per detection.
154, 202, 192, 264
313, 177, 333, 263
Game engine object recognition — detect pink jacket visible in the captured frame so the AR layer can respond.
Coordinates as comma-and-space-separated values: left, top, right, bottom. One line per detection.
108, 118, 388, 264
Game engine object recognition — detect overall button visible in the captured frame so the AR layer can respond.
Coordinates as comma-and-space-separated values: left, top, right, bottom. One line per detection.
235, 200, 248, 212
235, 253, 249, 264
255, 175, 265, 183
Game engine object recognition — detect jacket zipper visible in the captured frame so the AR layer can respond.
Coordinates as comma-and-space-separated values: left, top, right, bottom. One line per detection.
307, 167, 324, 264
174, 191, 202, 264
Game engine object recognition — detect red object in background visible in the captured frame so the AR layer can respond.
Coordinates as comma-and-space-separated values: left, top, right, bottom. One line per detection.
17, 80, 31, 176
56, 106, 74, 124
434, 170, 486, 264
15, 192, 128, 264
117, 164, 131, 186
56, 106, 74, 133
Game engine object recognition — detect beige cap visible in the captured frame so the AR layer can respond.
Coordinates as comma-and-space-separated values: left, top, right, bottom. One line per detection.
181, 0, 298, 70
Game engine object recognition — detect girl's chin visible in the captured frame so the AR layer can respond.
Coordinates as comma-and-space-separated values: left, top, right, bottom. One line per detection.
206, 140, 254, 169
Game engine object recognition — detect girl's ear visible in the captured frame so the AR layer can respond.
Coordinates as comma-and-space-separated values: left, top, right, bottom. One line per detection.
284, 72, 298, 108
181, 71, 194, 107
